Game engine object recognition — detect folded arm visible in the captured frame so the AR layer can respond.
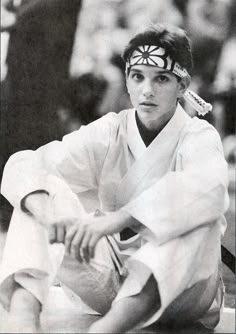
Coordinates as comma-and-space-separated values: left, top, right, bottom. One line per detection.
123, 124, 229, 245
1, 117, 111, 210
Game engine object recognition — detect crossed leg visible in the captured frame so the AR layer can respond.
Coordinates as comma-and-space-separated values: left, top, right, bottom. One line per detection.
88, 275, 160, 333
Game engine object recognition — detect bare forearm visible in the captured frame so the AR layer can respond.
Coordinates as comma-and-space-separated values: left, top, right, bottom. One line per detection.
105, 209, 140, 234
64, 209, 141, 262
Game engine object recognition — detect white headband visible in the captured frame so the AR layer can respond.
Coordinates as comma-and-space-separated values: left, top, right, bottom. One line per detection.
126, 45, 189, 78
126, 45, 212, 116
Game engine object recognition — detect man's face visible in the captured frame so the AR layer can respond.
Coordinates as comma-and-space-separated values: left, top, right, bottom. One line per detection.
126, 65, 187, 131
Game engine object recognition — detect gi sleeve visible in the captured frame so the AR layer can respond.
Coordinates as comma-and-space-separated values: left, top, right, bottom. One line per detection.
123, 120, 229, 245
1, 115, 112, 211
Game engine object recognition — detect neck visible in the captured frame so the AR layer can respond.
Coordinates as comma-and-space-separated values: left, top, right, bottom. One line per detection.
135, 112, 169, 146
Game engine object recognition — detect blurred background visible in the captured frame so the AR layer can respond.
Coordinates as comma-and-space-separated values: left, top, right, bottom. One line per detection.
0, 0, 235, 308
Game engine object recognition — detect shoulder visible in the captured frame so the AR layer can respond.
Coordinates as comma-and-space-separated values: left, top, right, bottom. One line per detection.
62, 110, 131, 148
185, 116, 221, 140
180, 116, 224, 153
82, 109, 132, 137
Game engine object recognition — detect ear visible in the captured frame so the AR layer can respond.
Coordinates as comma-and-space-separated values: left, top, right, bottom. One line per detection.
177, 75, 191, 98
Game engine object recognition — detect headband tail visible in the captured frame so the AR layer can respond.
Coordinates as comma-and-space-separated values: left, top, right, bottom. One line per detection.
183, 89, 212, 116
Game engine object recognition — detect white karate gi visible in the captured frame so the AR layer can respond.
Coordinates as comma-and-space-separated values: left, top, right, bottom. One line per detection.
0, 105, 229, 329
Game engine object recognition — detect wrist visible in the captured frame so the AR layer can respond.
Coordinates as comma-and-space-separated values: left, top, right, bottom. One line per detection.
119, 209, 139, 228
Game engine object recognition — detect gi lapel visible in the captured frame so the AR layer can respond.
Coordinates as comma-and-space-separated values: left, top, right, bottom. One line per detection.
115, 105, 190, 209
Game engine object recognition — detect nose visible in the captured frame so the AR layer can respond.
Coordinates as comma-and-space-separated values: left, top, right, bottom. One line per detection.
142, 79, 155, 97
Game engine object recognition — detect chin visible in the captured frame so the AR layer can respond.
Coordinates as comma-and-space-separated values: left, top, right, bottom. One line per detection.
142, 114, 160, 126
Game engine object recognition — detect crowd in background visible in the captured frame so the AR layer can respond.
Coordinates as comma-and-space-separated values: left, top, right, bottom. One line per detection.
0, 0, 236, 230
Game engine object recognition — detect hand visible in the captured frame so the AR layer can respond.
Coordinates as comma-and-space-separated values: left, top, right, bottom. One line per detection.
47, 216, 76, 244
23, 191, 87, 244
65, 210, 136, 262
65, 215, 110, 262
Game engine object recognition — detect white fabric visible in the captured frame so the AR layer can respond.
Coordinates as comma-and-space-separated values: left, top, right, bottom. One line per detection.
0, 105, 229, 328
127, 45, 189, 78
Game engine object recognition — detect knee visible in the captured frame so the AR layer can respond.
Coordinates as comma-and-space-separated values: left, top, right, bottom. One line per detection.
10, 284, 41, 317
140, 275, 160, 311
123, 274, 160, 316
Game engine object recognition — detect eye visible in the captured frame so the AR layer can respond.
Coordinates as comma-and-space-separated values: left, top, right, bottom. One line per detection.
156, 75, 169, 83
131, 73, 144, 82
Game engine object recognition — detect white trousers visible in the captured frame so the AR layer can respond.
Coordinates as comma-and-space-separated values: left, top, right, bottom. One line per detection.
0, 208, 224, 329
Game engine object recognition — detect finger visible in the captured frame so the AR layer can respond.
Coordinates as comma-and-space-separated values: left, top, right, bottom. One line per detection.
56, 225, 66, 243
70, 228, 86, 262
48, 225, 56, 244
81, 247, 90, 263
88, 234, 101, 259
65, 225, 78, 254
80, 232, 92, 262
65, 219, 76, 232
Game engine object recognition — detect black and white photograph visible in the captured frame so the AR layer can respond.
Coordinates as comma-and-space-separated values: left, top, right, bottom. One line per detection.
0, 0, 235, 333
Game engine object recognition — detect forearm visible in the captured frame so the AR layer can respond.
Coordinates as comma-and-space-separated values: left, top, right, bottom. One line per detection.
1, 150, 47, 208
23, 191, 51, 219
123, 169, 228, 245
102, 209, 140, 235
64, 209, 141, 262
21, 185, 86, 227
1, 147, 76, 210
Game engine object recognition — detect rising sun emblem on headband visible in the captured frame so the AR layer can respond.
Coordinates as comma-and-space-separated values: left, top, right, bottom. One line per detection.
130, 45, 168, 67
127, 45, 188, 78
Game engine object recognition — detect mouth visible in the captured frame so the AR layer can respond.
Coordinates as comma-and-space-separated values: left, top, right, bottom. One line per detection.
140, 102, 158, 107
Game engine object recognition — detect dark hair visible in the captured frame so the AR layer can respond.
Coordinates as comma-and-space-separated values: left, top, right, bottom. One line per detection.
122, 24, 193, 75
